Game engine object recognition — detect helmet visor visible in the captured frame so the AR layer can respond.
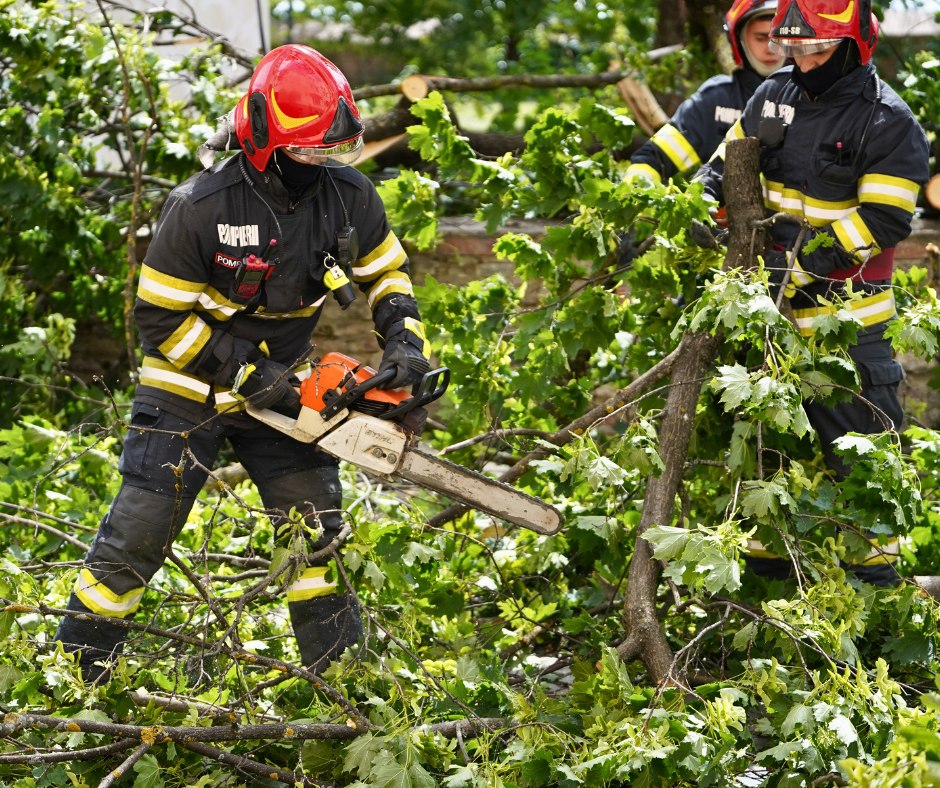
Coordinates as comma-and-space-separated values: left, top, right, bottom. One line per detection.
285, 136, 364, 167
769, 37, 841, 58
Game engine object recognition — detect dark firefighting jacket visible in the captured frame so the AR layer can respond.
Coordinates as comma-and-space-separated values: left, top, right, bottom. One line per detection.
134, 153, 427, 421
695, 62, 929, 336
627, 68, 764, 183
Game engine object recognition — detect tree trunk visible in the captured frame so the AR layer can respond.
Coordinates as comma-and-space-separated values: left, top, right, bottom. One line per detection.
617, 137, 765, 683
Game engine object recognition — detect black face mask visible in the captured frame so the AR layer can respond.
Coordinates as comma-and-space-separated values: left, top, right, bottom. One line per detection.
792, 38, 859, 98
270, 148, 325, 197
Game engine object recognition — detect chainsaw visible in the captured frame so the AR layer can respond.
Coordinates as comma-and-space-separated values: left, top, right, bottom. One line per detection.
245, 352, 562, 535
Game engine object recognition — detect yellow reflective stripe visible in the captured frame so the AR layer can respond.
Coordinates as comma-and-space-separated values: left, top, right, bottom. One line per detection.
762, 180, 858, 226
791, 290, 896, 336
352, 232, 407, 280
215, 360, 312, 412
712, 119, 745, 165
625, 162, 662, 185
286, 566, 338, 602
140, 357, 211, 401
158, 314, 212, 366
859, 174, 919, 213
746, 538, 781, 560
651, 124, 701, 174
788, 256, 814, 287
75, 568, 144, 618
254, 298, 325, 319
366, 272, 414, 308
404, 316, 431, 358
831, 210, 879, 263
196, 286, 240, 319
138, 264, 205, 310
861, 536, 900, 565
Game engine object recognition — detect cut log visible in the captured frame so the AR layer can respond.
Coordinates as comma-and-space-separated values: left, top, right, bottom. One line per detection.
924, 174, 940, 212
617, 78, 670, 137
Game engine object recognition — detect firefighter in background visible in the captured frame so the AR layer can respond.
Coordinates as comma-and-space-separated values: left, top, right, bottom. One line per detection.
694, 0, 929, 584
626, 0, 785, 184
54, 45, 432, 679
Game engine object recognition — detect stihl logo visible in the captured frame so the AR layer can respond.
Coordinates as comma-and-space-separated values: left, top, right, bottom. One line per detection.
217, 223, 259, 247
214, 252, 240, 269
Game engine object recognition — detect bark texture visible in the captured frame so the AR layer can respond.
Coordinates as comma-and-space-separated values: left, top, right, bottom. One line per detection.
617, 137, 766, 683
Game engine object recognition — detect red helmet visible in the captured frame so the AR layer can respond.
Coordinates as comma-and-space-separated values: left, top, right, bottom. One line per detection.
770, 0, 879, 64
725, 0, 779, 67
234, 44, 364, 172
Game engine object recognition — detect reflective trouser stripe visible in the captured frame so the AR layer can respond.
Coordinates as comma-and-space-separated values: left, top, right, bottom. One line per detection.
74, 568, 145, 618
286, 566, 338, 602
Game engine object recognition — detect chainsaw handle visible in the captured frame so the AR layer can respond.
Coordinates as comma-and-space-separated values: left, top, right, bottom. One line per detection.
380, 367, 450, 420
320, 366, 397, 419
320, 366, 450, 421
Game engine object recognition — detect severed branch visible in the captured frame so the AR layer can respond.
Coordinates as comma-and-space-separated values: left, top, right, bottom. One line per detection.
616, 136, 767, 683
425, 343, 683, 529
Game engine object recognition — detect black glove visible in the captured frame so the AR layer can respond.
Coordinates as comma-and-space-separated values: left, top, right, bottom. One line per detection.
689, 218, 727, 250
379, 338, 430, 389
763, 248, 795, 300
396, 406, 428, 437
232, 358, 301, 415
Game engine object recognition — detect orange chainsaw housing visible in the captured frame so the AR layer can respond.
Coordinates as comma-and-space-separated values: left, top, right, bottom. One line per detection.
300, 352, 410, 415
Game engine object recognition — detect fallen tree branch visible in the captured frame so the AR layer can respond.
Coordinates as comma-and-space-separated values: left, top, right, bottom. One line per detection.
426, 343, 683, 528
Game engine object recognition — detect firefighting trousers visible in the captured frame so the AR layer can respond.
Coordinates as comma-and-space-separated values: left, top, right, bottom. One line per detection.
746, 330, 904, 586
55, 401, 361, 676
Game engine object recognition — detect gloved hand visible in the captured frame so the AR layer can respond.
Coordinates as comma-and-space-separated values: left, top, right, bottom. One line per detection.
379, 337, 430, 389
763, 248, 796, 300
232, 358, 301, 415
689, 217, 728, 250
396, 405, 428, 436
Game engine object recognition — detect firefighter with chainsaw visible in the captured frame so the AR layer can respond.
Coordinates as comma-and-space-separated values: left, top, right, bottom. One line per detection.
694, 0, 929, 584
626, 0, 785, 185
54, 45, 432, 679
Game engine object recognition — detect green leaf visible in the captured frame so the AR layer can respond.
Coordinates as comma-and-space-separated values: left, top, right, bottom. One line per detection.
132, 754, 165, 788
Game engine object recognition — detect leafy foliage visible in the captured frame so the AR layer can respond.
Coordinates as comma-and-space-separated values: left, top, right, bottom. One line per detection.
4, 2, 940, 787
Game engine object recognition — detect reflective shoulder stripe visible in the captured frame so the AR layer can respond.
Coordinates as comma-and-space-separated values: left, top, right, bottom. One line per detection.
140, 357, 211, 402
286, 566, 338, 602
859, 174, 920, 213
651, 123, 701, 174
74, 568, 145, 618
791, 290, 896, 336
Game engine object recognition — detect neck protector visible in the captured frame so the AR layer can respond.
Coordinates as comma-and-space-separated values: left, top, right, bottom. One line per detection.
793, 39, 859, 98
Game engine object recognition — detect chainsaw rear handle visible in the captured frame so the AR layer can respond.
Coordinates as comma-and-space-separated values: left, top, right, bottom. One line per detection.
320, 366, 450, 420
381, 367, 450, 420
